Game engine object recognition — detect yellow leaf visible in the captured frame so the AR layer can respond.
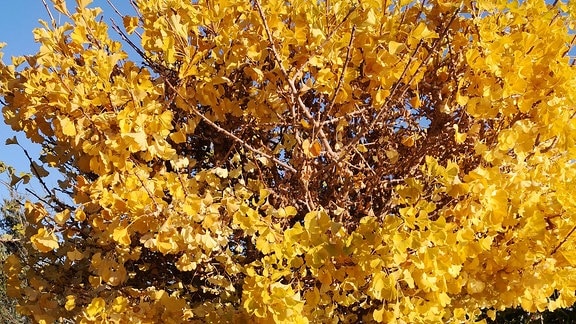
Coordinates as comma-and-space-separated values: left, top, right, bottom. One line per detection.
67, 249, 84, 261
214, 167, 229, 178
403, 269, 415, 288
53, 0, 69, 15
277, 206, 298, 218
59, 116, 77, 136
310, 28, 325, 44
76, 0, 93, 9
170, 128, 188, 144
65, 295, 76, 311
357, 144, 368, 153
121, 132, 148, 152
112, 296, 128, 313
284, 206, 297, 217
401, 136, 415, 147
365, 9, 377, 26
456, 92, 469, 106
112, 227, 131, 246
302, 139, 322, 158
310, 141, 322, 157
158, 110, 173, 130
75, 208, 86, 222
373, 306, 385, 322
410, 95, 421, 108
245, 66, 264, 82
487, 309, 497, 320
411, 22, 438, 40
453, 124, 467, 144
86, 297, 105, 318
54, 209, 71, 225
559, 250, 576, 266
122, 16, 138, 34
246, 44, 261, 60
438, 292, 451, 307
386, 148, 399, 164
89, 276, 101, 287
371, 272, 385, 299
170, 157, 190, 170
466, 278, 486, 294
31, 228, 59, 252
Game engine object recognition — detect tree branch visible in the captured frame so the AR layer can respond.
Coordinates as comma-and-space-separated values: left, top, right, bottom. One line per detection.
19, 144, 73, 212
164, 80, 297, 173
254, 0, 338, 160
551, 224, 576, 256
337, 6, 461, 163
321, 25, 356, 125
40, 0, 56, 28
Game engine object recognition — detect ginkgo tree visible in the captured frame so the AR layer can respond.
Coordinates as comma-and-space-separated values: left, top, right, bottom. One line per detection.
2, 0, 576, 322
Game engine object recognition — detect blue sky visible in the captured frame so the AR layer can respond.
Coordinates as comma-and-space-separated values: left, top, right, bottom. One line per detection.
0, 1, 134, 202
0, 2, 47, 201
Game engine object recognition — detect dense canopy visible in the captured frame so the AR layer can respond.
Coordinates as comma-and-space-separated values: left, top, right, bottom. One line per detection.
2, 0, 576, 322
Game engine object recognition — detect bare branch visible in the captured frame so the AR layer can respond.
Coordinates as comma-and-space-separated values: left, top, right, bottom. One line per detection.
18, 144, 73, 212
254, 0, 338, 160
164, 80, 297, 173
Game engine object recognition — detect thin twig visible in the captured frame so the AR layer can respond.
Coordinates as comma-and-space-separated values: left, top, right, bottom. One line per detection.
41, 0, 56, 28
129, 0, 140, 14
106, 0, 143, 38
164, 80, 297, 173
551, 224, 576, 255
19, 144, 72, 212
354, 147, 377, 176
290, 4, 358, 86
337, 6, 461, 163
320, 106, 368, 125
561, 34, 576, 57
109, 18, 161, 72
321, 25, 356, 124
129, 160, 161, 211
25, 188, 56, 210
106, 0, 124, 19
0, 237, 21, 243
254, 0, 338, 160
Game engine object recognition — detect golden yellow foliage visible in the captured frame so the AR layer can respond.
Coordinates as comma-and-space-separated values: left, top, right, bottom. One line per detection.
1, 0, 576, 322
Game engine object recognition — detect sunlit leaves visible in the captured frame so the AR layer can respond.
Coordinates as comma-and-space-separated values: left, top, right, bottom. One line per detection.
64, 295, 76, 311
85, 297, 105, 319
302, 139, 322, 158
112, 227, 131, 246
411, 22, 439, 41
123, 16, 139, 35
30, 228, 59, 252
1, 0, 576, 322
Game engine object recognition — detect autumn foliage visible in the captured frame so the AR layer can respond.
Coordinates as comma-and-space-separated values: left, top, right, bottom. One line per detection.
2, 0, 576, 322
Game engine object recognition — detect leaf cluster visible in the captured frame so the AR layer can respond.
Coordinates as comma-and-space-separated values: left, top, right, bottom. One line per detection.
1, 0, 576, 323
